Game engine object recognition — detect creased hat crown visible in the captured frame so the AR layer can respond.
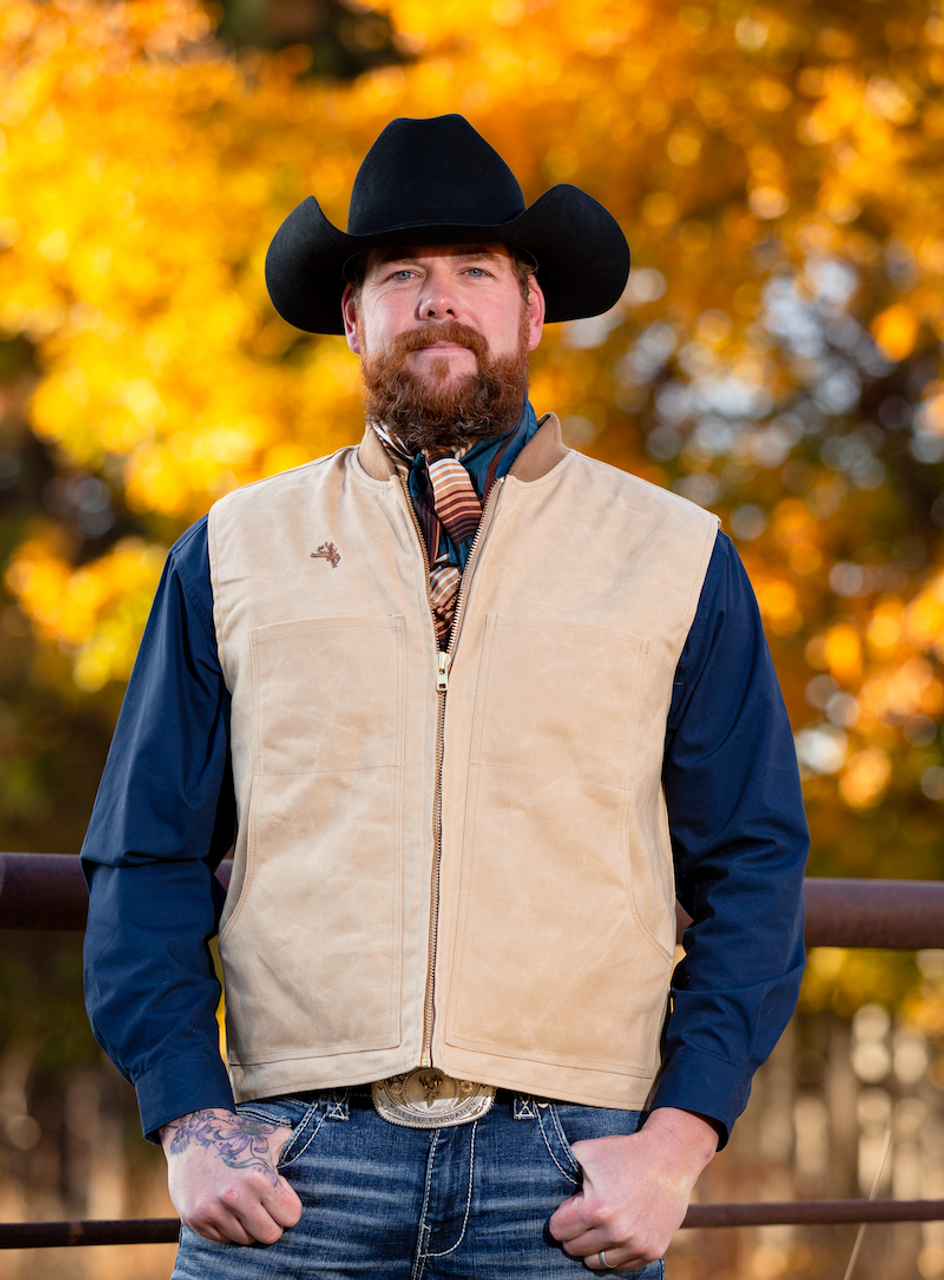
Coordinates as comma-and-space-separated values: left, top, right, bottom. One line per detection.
348, 115, 527, 235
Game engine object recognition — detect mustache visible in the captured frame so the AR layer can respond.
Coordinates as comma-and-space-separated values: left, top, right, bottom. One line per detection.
386, 320, 489, 361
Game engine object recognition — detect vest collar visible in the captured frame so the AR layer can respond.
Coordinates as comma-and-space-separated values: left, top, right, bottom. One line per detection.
357, 414, 568, 484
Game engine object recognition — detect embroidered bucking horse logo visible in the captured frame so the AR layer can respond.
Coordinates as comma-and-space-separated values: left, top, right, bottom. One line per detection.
310, 542, 340, 569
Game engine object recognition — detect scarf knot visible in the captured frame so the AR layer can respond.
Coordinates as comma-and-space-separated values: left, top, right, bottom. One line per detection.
375, 402, 539, 646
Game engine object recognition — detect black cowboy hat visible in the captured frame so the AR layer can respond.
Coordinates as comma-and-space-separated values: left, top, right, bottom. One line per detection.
265, 114, 630, 334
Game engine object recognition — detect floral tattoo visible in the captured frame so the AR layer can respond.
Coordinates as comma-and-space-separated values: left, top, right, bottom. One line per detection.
162, 1110, 284, 1186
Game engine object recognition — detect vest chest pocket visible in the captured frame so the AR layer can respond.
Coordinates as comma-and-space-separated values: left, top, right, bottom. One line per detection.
250, 616, 405, 776
469, 614, 647, 787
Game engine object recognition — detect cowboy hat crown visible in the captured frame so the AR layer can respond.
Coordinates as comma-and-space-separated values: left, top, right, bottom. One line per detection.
265, 114, 630, 334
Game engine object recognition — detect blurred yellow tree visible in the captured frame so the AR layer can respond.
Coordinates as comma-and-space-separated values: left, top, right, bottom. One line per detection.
4, 0, 944, 906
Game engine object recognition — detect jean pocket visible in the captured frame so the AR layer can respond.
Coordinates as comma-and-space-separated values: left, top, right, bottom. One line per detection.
236, 1097, 325, 1169
546, 1104, 647, 1171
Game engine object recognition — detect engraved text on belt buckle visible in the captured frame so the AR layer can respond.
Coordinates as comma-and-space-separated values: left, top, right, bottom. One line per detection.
371, 1068, 496, 1129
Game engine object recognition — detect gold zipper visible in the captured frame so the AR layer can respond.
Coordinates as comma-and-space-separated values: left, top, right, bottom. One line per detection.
398, 474, 505, 1068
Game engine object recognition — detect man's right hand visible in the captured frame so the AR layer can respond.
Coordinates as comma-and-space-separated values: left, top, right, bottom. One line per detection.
159, 1108, 303, 1245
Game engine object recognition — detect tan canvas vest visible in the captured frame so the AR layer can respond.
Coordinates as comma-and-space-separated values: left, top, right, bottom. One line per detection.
208, 416, 719, 1109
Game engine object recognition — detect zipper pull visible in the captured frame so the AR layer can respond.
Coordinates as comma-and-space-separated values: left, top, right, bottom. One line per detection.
436, 652, 451, 692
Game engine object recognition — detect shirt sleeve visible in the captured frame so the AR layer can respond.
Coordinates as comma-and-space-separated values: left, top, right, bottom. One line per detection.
80, 515, 238, 1141
651, 530, 808, 1147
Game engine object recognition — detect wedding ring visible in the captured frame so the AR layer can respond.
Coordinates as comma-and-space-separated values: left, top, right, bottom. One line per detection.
599, 1250, 611, 1270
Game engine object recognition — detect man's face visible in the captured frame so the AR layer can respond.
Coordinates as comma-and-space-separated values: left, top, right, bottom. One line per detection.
342, 243, 545, 380
340, 243, 546, 452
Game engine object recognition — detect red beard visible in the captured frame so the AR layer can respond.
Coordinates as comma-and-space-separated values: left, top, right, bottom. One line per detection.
360, 317, 530, 453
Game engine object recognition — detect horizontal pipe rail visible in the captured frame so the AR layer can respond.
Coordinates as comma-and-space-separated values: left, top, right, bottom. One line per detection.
2, 854, 943, 950
3, 1200, 943, 1248
0, 854, 90, 931
684, 1198, 944, 1227
0, 1218, 180, 1248
801, 877, 944, 950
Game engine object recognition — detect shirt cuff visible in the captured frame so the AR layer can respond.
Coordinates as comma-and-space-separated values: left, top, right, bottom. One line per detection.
649, 1046, 753, 1150
135, 1048, 236, 1143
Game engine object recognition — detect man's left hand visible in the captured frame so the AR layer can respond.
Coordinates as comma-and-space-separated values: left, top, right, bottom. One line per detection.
547, 1107, 719, 1272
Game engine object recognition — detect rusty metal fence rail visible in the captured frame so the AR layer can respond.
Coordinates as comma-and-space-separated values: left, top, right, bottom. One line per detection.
0, 853, 942, 1247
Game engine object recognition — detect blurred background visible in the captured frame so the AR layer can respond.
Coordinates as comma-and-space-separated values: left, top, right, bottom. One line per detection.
1, 0, 944, 1275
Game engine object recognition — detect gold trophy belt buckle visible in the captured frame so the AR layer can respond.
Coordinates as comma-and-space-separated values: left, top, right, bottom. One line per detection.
371, 1068, 496, 1129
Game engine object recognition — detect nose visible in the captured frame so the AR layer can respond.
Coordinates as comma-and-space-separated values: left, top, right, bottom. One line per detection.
418, 265, 460, 320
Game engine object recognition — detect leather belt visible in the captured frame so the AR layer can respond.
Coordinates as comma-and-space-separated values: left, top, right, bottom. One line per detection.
371, 1068, 496, 1129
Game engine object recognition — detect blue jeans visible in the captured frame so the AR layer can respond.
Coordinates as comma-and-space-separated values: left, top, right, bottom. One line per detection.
170, 1090, 665, 1279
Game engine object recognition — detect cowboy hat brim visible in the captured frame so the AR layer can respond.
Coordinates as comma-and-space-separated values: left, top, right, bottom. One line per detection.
265, 183, 631, 335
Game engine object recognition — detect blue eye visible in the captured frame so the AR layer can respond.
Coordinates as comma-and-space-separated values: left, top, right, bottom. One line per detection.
393, 270, 414, 281
466, 267, 486, 277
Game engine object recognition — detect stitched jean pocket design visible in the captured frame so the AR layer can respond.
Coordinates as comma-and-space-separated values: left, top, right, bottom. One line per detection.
276, 1099, 327, 1169
536, 1103, 581, 1186
542, 1103, 650, 1183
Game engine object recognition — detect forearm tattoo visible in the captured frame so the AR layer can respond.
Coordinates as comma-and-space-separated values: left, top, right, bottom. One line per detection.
162, 1110, 284, 1185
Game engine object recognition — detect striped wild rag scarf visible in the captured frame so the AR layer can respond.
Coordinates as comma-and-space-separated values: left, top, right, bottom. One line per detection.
374, 406, 538, 645
374, 428, 481, 645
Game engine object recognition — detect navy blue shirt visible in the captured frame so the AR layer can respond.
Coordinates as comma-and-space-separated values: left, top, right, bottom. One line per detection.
81, 501, 807, 1147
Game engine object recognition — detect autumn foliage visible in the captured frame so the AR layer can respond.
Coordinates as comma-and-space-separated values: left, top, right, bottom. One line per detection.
3, 0, 944, 969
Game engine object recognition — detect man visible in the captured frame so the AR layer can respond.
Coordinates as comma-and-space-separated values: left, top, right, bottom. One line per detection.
81, 115, 807, 1277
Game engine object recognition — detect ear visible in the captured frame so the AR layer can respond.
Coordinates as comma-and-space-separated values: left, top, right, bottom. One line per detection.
342, 284, 361, 354
525, 275, 546, 352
